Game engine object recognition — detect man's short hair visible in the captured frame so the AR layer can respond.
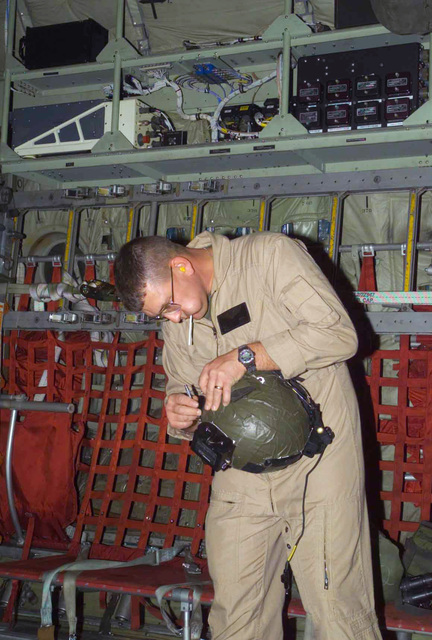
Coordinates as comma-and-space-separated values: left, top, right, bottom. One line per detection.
114, 236, 184, 311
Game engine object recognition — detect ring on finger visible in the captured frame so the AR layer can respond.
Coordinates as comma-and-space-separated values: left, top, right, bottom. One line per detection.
214, 385, 223, 390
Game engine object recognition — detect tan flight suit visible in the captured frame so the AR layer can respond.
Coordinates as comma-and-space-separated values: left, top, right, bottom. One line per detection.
163, 231, 382, 640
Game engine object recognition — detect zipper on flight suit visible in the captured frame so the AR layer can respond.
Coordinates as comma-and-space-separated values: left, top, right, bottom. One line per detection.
212, 326, 218, 355
324, 540, 329, 590
322, 507, 329, 590
324, 558, 329, 589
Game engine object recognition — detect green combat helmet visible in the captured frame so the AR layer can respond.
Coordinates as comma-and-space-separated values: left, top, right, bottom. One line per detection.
191, 370, 334, 473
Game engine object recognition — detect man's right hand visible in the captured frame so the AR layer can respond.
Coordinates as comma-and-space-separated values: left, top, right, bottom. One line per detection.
165, 393, 201, 430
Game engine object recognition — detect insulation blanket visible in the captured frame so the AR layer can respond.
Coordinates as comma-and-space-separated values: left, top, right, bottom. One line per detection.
138, 1, 334, 52
0, 1, 336, 75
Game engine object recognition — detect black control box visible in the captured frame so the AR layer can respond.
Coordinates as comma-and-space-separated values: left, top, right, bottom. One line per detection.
161, 131, 188, 146
294, 43, 423, 132
20, 19, 108, 70
220, 104, 262, 137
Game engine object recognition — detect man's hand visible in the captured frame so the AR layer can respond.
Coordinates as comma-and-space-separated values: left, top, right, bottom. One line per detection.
166, 393, 201, 431
199, 350, 246, 411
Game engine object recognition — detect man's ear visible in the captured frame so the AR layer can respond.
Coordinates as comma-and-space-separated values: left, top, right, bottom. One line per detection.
171, 256, 194, 275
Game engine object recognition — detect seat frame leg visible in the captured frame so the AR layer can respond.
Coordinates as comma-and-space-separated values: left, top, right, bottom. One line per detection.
180, 598, 192, 640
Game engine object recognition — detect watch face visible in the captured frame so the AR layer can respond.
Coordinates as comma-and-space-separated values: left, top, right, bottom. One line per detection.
239, 348, 254, 364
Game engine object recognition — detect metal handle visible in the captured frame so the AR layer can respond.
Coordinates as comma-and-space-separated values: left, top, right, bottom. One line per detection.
5, 409, 23, 545
0, 396, 75, 412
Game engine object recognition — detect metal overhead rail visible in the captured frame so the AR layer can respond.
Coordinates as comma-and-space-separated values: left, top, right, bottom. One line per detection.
7, 168, 432, 211
2, 310, 162, 332
17, 253, 117, 264
362, 312, 432, 334
339, 241, 432, 254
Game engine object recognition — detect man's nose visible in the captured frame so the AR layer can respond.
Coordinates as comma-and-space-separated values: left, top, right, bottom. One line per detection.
166, 309, 183, 323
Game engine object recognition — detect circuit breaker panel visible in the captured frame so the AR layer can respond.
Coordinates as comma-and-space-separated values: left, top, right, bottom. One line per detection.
293, 43, 426, 132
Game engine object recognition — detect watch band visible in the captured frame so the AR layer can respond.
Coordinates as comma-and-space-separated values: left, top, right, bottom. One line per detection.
238, 344, 256, 374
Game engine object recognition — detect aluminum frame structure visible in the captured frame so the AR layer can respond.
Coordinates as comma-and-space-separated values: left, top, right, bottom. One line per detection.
1, 1, 432, 187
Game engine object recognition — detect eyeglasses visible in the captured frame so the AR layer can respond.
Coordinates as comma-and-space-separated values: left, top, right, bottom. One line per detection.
153, 266, 182, 320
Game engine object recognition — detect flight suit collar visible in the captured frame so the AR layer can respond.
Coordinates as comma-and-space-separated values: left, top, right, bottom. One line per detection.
187, 231, 232, 295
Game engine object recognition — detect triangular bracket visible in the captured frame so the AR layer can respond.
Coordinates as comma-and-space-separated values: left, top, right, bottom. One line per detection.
260, 114, 308, 139
262, 13, 311, 41
294, 149, 325, 173
6, 53, 25, 71
92, 131, 135, 153
0, 143, 21, 162
97, 37, 141, 63
403, 100, 432, 127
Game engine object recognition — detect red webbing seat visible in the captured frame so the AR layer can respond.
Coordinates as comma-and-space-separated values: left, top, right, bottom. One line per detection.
0, 556, 77, 583
0, 556, 213, 603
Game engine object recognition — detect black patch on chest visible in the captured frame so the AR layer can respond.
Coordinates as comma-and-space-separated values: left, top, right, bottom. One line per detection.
217, 302, 251, 335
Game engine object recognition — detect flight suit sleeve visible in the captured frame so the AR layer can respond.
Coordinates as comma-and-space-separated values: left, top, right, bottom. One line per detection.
260, 236, 358, 380
162, 325, 198, 441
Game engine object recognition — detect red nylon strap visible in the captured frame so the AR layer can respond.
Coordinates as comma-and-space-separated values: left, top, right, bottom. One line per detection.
84, 260, 96, 307
108, 261, 115, 285
358, 255, 377, 292
108, 260, 119, 310
18, 263, 37, 311
46, 264, 62, 312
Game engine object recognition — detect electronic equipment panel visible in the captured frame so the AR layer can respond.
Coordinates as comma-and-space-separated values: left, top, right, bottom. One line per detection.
293, 43, 425, 133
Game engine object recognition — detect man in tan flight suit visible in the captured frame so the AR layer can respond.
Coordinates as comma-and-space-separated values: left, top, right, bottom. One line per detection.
114, 230, 382, 640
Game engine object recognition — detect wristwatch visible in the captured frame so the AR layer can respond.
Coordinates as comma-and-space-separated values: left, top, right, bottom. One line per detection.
238, 345, 256, 373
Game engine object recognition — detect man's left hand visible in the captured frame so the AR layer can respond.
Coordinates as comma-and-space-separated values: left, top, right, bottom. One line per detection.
199, 350, 246, 411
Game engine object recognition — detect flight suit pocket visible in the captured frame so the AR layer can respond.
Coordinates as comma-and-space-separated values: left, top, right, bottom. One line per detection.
205, 490, 244, 585
280, 276, 340, 326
